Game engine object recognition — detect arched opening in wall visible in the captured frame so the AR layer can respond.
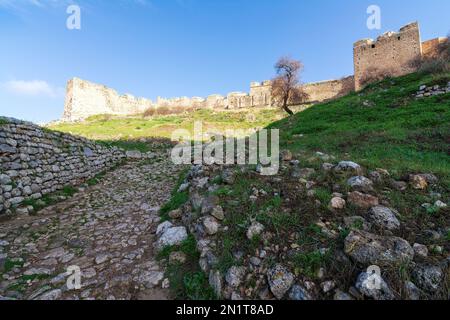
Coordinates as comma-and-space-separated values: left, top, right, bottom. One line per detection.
371, 44, 376, 49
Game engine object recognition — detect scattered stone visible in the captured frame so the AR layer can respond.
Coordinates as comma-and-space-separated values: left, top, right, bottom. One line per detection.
246, 221, 264, 240
267, 264, 294, 299
344, 230, 414, 266
169, 251, 187, 264
225, 266, 246, 288
211, 206, 225, 220
333, 290, 354, 300
367, 206, 400, 230
404, 281, 421, 300
203, 216, 219, 235
434, 200, 447, 208
413, 264, 443, 293
209, 270, 223, 298
355, 271, 395, 300
413, 243, 428, 258
288, 284, 312, 300
330, 197, 346, 210
157, 226, 188, 250
347, 176, 374, 192
410, 175, 428, 190
320, 281, 336, 293
347, 191, 379, 209
168, 209, 182, 219
156, 221, 173, 237
281, 150, 293, 161
334, 161, 362, 175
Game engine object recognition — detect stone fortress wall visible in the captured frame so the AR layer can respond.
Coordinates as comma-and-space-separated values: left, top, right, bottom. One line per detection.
353, 22, 447, 90
0, 117, 127, 216
62, 22, 446, 122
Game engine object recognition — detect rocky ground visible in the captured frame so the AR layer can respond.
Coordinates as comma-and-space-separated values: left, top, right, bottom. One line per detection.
160, 150, 449, 300
0, 150, 183, 300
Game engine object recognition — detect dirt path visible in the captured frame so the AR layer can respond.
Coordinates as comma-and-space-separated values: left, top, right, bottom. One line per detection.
0, 152, 183, 300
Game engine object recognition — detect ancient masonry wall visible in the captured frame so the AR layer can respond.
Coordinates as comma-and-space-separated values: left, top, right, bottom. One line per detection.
353, 22, 422, 91
62, 77, 356, 121
62, 22, 445, 121
0, 117, 126, 216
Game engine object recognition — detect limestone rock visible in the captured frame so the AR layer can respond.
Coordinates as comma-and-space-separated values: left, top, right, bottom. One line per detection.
203, 216, 219, 235
330, 197, 346, 210
347, 191, 379, 209
225, 266, 246, 288
347, 176, 374, 192
367, 206, 400, 230
413, 264, 443, 293
267, 264, 294, 299
288, 284, 312, 300
156, 226, 188, 250
355, 271, 395, 300
334, 161, 362, 175
344, 230, 414, 266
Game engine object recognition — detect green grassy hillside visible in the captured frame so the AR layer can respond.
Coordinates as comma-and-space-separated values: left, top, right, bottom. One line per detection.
269, 72, 450, 186
49, 108, 286, 141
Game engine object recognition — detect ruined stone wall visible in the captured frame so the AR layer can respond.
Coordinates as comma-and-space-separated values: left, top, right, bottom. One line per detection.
303, 76, 355, 103
354, 22, 422, 90
0, 117, 126, 216
63, 78, 152, 121
422, 37, 449, 59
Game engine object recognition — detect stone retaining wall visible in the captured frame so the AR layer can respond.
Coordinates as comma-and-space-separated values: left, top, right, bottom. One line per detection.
0, 117, 126, 216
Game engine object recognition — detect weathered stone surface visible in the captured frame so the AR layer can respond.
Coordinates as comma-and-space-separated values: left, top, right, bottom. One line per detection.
211, 206, 225, 220
412, 264, 443, 293
413, 243, 428, 258
156, 226, 188, 250
367, 206, 401, 230
355, 271, 395, 300
288, 284, 312, 300
330, 197, 346, 210
347, 191, 379, 209
347, 176, 374, 192
267, 264, 294, 299
334, 161, 362, 175
344, 230, 414, 266
225, 266, 246, 288
203, 216, 219, 235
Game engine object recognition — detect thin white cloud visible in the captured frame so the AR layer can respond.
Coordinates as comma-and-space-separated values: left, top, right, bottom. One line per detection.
2, 80, 64, 98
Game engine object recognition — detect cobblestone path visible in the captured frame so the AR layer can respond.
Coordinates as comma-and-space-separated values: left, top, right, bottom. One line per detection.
0, 152, 183, 300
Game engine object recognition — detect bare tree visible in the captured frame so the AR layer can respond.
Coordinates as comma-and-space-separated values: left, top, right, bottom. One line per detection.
271, 57, 309, 115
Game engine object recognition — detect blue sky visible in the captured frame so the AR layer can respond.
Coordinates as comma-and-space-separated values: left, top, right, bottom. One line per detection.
0, 0, 449, 123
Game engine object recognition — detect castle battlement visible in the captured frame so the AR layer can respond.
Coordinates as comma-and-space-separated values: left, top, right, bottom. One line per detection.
62, 22, 445, 121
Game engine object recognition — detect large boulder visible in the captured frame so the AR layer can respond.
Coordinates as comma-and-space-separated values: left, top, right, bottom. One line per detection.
344, 230, 414, 266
